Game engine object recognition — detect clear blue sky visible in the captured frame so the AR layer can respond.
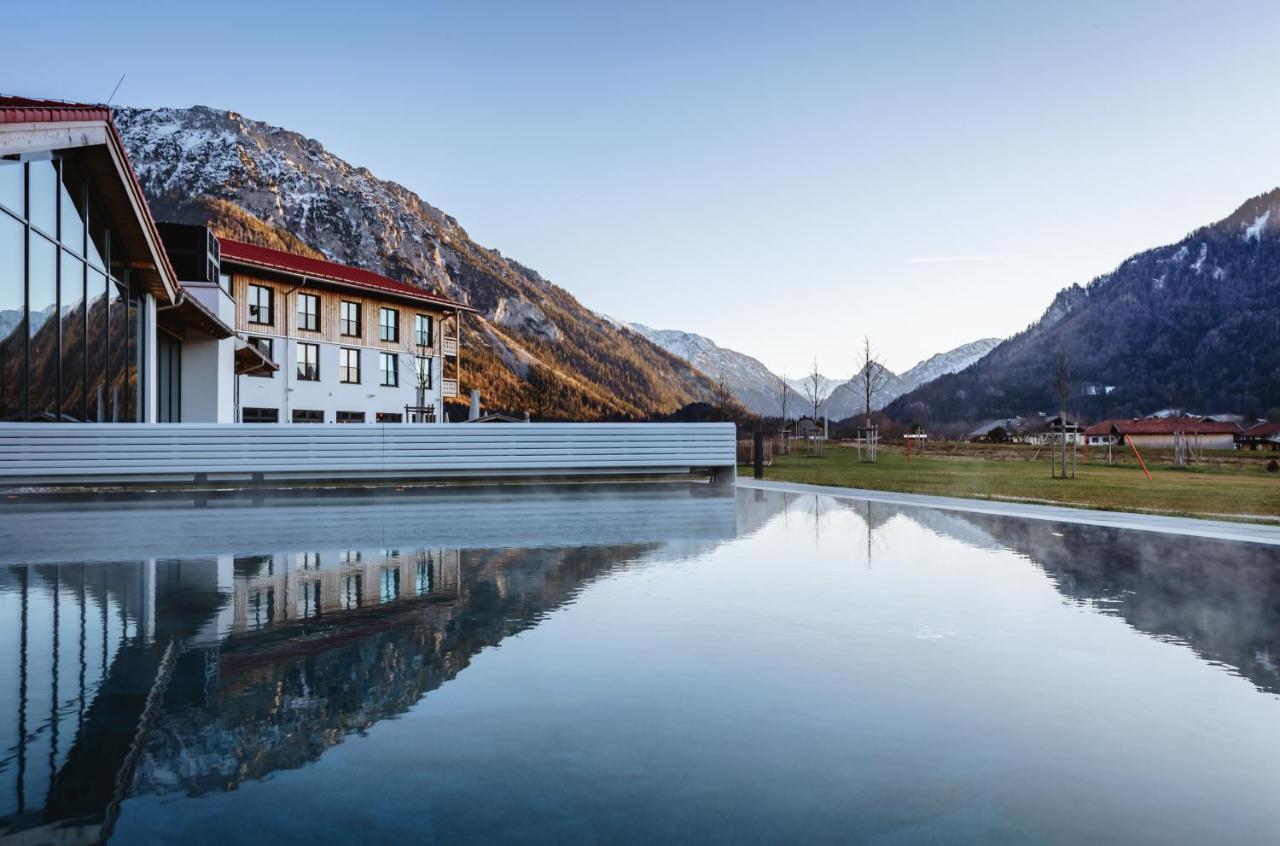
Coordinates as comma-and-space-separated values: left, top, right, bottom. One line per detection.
5, 0, 1280, 375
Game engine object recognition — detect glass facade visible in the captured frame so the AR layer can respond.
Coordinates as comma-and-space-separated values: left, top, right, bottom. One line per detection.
0, 154, 145, 422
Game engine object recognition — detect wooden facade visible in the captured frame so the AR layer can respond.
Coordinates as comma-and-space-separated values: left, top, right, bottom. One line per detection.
229, 270, 459, 358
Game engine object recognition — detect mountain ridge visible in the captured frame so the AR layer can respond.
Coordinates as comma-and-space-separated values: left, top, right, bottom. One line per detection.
886, 187, 1280, 425
113, 104, 713, 419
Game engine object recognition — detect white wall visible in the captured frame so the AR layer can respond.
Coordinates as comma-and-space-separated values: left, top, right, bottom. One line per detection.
238, 339, 443, 423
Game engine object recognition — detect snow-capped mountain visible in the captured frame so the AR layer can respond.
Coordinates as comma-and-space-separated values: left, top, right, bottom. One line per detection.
886, 187, 1280, 423
627, 319, 999, 417
624, 323, 786, 414
113, 105, 711, 418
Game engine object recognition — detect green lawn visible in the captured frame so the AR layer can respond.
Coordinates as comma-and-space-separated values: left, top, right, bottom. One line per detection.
751, 445, 1280, 523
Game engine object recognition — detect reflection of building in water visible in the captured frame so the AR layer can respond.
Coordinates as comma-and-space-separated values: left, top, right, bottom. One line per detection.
231, 548, 460, 633
0, 487, 740, 839
0, 542, 654, 840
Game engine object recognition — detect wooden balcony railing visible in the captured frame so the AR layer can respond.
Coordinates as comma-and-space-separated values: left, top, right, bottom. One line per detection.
442, 378, 458, 398
442, 336, 458, 357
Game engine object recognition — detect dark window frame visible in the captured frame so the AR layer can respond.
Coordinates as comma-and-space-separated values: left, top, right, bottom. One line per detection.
336, 410, 366, 424
380, 351, 399, 387
340, 347, 361, 384
297, 341, 320, 381
414, 313, 433, 347
292, 408, 324, 424
247, 336, 274, 377
242, 406, 279, 423
297, 292, 320, 332
380, 307, 400, 342
248, 284, 274, 325
340, 300, 361, 337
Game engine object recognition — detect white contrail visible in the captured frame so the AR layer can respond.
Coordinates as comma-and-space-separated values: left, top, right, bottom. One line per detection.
906, 249, 1120, 265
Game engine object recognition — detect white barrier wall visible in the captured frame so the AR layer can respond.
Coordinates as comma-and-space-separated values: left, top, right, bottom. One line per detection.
0, 422, 737, 485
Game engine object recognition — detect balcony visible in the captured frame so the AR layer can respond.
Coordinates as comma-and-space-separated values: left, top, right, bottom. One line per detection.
442, 336, 458, 358
442, 378, 458, 398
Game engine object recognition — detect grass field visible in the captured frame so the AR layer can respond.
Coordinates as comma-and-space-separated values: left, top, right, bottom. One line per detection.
750, 443, 1280, 523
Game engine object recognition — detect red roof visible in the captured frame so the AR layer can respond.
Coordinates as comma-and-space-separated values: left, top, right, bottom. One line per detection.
1242, 422, 1280, 438
1082, 419, 1121, 436
0, 95, 112, 125
1111, 417, 1241, 436
218, 238, 474, 312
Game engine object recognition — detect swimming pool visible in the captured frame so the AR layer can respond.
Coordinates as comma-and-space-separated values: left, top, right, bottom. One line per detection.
2, 484, 1278, 843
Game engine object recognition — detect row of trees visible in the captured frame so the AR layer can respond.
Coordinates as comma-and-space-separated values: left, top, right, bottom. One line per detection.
774, 336, 892, 456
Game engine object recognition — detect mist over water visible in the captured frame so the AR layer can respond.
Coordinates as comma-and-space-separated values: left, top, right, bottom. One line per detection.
2, 485, 1278, 843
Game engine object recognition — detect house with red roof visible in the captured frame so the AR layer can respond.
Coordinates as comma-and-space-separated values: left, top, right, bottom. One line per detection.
1084, 417, 1242, 451
2, 94, 474, 425
219, 236, 475, 424
1239, 421, 1280, 451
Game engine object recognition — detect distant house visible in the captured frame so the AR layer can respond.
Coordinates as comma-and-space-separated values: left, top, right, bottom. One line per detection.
1083, 420, 1121, 447
1094, 417, 1241, 450
1239, 422, 1280, 451
794, 417, 825, 439
966, 418, 1022, 442
1017, 415, 1083, 446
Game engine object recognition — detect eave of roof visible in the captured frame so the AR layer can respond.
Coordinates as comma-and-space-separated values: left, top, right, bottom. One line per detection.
218, 238, 476, 313
0, 95, 179, 304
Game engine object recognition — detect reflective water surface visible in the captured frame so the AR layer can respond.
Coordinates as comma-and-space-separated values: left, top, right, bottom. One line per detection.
2, 485, 1279, 844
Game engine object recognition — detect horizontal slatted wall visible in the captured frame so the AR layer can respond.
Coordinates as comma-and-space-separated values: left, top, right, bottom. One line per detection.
0, 423, 737, 482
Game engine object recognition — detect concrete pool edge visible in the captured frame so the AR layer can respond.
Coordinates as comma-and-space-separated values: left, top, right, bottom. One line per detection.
738, 478, 1280, 547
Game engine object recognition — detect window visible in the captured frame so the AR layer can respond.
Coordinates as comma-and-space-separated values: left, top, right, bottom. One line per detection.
248, 284, 273, 325
336, 410, 365, 424
414, 355, 433, 389
380, 352, 399, 387
376, 412, 403, 423
297, 552, 321, 570
380, 568, 400, 603
340, 300, 361, 336
0, 156, 146, 423
247, 337, 274, 377
297, 342, 319, 381
340, 348, 361, 383
297, 292, 320, 332
292, 409, 324, 423
243, 407, 279, 423
380, 307, 400, 342
414, 313, 433, 347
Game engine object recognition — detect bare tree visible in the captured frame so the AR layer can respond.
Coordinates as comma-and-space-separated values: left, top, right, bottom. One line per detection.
857, 336, 890, 429
1052, 346, 1074, 479
412, 339, 434, 422
710, 367, 737, 421
802, 358, 829, 424
776, 372, 795, 455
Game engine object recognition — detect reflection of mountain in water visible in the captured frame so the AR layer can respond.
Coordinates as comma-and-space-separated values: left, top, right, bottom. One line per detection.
137, 544, 651, 797
893, 505, 1280, 696
0, 486, 743, 841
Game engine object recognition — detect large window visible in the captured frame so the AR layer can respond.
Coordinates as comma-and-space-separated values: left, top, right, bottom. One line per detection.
248, 284, 273, 325
292, 409, 324, 424
336, 410, 365, 424
380, 307, 399, 342
297, 292, 319, 332
376, 412, 402, 423
340, 348, 361, 383
0, 155, 143, 422
340, 301, 361, 337
414, 313, 433, 347
414, 355, 432, 389
297, 342, 319, 381
247, 337, 274, 377
380, 352, 398, 387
